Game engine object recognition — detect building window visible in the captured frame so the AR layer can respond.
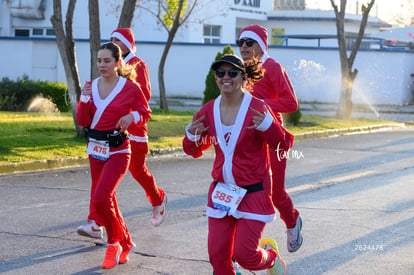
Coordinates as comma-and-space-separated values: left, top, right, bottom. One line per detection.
204, 24, 221, 43
46, 28, 55, 36
15, 29, 30, 37
274, 0, 305, 10
32, 28, 44, 36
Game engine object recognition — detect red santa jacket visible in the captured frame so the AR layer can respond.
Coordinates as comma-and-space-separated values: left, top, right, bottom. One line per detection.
76, 77, 151, 154
124, 52, 152, 140
248, 54, 298, 124
183, 92, 293, 222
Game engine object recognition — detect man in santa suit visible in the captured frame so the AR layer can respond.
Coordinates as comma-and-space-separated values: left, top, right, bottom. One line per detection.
237, 24, 303, 253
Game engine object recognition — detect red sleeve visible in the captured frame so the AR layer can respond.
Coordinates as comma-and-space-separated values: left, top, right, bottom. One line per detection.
182, 106, 212, 158
263, 62, 298, 114
135, 60, 151, 102
76, 95, 93, 128
251, 100, 294, 151
263, 122, 294, 152
130, 82, 151, 126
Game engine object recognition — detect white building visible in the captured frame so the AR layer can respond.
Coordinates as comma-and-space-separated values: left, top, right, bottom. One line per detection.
1, 0, 413, 105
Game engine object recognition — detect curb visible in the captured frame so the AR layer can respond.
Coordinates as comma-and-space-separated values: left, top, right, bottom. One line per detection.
0, 123, 405, 176
293, 123, 406, 141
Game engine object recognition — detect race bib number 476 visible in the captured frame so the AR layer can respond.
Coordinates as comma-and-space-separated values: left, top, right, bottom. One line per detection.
212, 182, 247, 215
87, 138, 110, 161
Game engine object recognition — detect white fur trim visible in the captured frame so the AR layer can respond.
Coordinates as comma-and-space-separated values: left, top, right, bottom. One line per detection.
214, 93, 252, 185
239, 30, 267, 53
111, 32, 134, 53
129, 134, 148, 143
206, 206, 275, 223
123, 52, 136, 63
91, 77, 126, 129
256, 111, 273, 132
80, 95, 90, 103
109, 148, 131, 155
185, 124, 201, 142
131, 111, 140, 123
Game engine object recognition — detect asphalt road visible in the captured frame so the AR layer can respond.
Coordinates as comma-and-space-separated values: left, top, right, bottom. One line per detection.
1, 127, 414, 274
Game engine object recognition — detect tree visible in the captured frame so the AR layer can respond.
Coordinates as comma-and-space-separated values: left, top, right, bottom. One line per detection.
51, 1, 135, 136
50, 0, 84, 136
139, 0, 198, 110
88, 0, 100, 80
330, 0, 375, 119
118, 0, 137, 28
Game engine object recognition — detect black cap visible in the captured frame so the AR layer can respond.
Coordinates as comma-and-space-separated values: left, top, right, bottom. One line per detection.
211, 54, 245, 73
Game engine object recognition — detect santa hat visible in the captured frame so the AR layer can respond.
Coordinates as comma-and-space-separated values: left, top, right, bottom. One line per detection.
110, 28, 136, 53
238, 25, 268, 53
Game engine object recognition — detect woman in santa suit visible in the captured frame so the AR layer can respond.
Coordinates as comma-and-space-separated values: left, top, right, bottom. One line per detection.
77, 28, 165, 246
76, 42, 151, 269
183, 54, 293, 275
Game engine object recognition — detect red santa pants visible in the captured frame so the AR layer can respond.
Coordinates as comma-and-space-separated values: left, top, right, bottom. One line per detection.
269, 149, 299, 228
129, 141, 165, 206
88, 154, 133, 251
208, 216, 276, 274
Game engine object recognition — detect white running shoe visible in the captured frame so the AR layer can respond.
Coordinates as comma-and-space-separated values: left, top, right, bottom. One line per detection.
77, 219, 103, 239
151, 196, 167, 227
286, 216, 303, 253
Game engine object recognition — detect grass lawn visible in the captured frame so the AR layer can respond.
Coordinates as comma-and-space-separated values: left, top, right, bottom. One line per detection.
0, 109, 402, 164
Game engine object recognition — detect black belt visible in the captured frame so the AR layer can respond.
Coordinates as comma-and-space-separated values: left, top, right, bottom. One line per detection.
86, 128, 114, 140
213, 181, 263, 193
86, 128, 127, 148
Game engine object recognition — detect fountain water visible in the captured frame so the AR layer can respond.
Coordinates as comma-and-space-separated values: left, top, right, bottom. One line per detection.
27, 96, 58, 113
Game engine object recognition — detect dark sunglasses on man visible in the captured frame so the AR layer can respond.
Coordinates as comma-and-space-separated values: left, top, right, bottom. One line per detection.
236, 38, 256, 47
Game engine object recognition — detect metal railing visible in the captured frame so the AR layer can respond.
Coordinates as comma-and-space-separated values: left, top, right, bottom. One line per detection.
271, 34, 414, 51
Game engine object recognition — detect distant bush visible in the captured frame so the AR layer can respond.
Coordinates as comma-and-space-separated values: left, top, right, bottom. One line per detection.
282, 103, 302, 126
202, 45, 234, 105
0, 75, 69, 112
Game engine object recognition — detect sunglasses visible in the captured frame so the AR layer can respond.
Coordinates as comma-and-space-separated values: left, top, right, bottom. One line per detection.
236, 38, 256, 47
215, 69, 240, 78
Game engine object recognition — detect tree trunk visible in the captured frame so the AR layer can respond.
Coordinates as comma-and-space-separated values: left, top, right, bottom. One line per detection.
50, 0, 84, 136
337, 69, 358, 119
118, 0, 137, 28
158, 0, 185, 110
331, 0, 375, 120
88, 0, 100, 80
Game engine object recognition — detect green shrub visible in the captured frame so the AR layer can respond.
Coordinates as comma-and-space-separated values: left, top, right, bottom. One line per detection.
282, 103, 302, 126
202, 45, 234, 105
0, 75, 69, 112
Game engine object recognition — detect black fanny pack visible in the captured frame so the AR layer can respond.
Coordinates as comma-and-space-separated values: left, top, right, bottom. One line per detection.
86, 128, 127, 148
213, 181, 263, 193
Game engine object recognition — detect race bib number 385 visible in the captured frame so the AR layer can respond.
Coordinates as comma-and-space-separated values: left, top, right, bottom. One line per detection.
87, 138, 110, 161
212, 182, 247, 215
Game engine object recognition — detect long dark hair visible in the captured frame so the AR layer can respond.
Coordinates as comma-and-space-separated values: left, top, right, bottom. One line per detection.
244, 56, 265, 89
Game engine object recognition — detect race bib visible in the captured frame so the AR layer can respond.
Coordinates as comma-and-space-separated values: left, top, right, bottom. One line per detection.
212, 182, 247, 215
87, 138, 110, 161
